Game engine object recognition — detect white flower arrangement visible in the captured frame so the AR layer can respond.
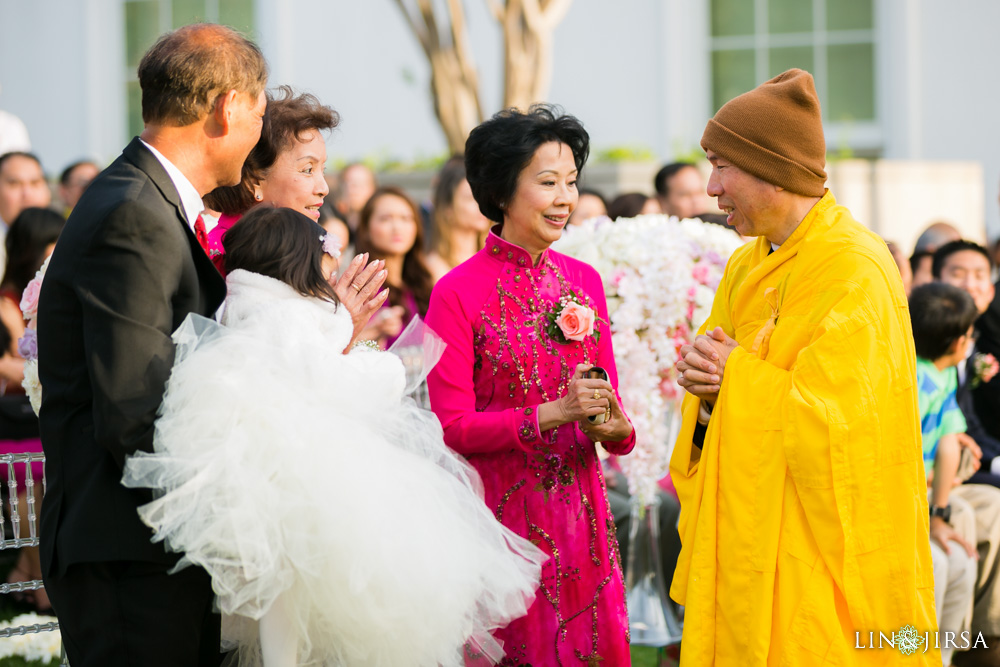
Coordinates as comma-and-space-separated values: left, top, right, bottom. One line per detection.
0, 613, 61, 664
554, 215, 744, 502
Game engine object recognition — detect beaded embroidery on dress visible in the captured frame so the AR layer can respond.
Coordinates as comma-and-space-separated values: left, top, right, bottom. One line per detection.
122, 269, 547, 666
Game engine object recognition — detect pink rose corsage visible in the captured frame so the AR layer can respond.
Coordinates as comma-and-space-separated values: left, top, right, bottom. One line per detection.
544, 290, 601, 345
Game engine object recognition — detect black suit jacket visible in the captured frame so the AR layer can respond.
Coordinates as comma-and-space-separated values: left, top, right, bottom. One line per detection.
973, 286, 1000, 450
957, 347, 1000, 470
37, 138, 226, 577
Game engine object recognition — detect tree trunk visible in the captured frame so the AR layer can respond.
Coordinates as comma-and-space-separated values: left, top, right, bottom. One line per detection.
494, 0, 572, 111
393, 0, 573, 151
393, 0, 485, 155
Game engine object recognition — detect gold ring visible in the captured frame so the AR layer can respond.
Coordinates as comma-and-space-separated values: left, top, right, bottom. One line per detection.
351, 283, 363, 292
593, 389, 600, 400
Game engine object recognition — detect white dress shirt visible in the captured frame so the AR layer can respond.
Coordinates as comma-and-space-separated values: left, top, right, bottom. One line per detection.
139, 139, 204, 230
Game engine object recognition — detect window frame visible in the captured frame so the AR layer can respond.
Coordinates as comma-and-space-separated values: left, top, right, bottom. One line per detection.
708, 0, 881, 155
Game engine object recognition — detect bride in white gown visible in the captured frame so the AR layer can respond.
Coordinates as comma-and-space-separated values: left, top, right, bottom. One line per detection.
121, 206, 546, 667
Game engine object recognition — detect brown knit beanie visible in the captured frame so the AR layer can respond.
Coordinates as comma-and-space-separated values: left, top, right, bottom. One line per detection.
701, 68, 826, 196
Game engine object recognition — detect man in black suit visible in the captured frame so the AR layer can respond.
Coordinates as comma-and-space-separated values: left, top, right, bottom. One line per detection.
36, 24, 267, 666
933, 240, 1000, 482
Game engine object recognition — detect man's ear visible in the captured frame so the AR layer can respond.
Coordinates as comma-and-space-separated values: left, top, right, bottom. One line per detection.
213, 89, 239, 135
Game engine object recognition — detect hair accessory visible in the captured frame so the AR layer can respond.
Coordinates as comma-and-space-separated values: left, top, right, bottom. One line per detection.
319, 234, 342, 259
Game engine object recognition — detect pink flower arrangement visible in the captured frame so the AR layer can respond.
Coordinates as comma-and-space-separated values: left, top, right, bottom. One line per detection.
19, 277, 41, 320
19, 257, 49, 415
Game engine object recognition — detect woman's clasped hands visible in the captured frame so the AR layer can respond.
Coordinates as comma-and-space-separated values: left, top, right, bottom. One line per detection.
561, 364, 633, 443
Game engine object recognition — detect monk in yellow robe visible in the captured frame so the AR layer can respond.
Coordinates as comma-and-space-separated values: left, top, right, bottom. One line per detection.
671, 69, 939, 665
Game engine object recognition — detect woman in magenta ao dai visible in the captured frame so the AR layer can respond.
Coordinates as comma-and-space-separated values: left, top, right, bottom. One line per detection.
426, 106, 636, 666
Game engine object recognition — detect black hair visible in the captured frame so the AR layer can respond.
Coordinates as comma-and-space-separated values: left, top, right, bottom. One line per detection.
607, 192, 652, 220
909, 282, 978, 360
578, 188, 607, 208
3, 207, 64, 296
932, 239, 993, 278
464, 104, 589, 223
909, 249, 933, 278
59, 160, 98, 186
0, 152, 42, 175
223, 205, 340, 305
653, 162, 698, 197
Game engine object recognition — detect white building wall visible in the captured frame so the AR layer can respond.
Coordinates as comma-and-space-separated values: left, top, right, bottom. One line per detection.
879, 0, 1000, 239
0, 0, 125, 170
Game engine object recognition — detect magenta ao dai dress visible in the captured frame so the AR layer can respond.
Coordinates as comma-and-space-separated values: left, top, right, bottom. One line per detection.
426, 230, 635, 667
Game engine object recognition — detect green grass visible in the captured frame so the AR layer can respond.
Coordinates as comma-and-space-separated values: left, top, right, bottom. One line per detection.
630, 645, 680, 667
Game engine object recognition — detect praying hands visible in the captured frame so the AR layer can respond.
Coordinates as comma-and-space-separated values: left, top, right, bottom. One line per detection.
676, 326, 739, 405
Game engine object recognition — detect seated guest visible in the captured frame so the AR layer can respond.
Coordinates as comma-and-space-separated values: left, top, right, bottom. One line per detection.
654, 162, 708, 219
425, 156, 490, 281
0, 206, 64, 612
653, 161, 729, 226
567, 187, 608, 226
0, 152, 50, 232
912, 221, 962, 289
355, 186, 434, 348
933, 240, 1000, 487
910, 282, 980, 667
914, 280, 1000, 665
607, 191, 659, 219
319, 208, 351, 268
336, 162, 377, 240
57, 159, 99, 214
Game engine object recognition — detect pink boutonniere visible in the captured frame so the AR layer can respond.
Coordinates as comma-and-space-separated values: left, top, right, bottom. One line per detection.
973, 352, 999, 388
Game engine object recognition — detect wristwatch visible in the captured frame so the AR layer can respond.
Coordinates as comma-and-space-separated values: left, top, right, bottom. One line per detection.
930, 504, 952, 523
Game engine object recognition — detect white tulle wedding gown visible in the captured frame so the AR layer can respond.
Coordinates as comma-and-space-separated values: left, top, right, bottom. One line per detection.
122, 269, 546, 666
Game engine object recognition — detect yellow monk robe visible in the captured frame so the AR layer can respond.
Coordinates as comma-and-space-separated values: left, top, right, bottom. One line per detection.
670, 191, 938, 666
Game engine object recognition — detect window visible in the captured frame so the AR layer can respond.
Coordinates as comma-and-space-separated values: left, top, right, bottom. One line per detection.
709, 0, 876, 147
123, 0, 255, 138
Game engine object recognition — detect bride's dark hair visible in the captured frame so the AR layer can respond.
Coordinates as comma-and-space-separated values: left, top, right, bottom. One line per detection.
223, 205, 340, 305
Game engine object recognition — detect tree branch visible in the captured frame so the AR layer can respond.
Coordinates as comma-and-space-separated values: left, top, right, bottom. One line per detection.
448, 0, 484, 122
417, 0, 444, 51
393, 0, 432, 57
485, 0, 505, 23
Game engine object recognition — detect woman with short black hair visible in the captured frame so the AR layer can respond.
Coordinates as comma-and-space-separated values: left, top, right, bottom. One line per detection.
426, 105, 635, 665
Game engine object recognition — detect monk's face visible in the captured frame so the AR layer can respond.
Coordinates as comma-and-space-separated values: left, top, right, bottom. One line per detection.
705, 151, 783, 240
